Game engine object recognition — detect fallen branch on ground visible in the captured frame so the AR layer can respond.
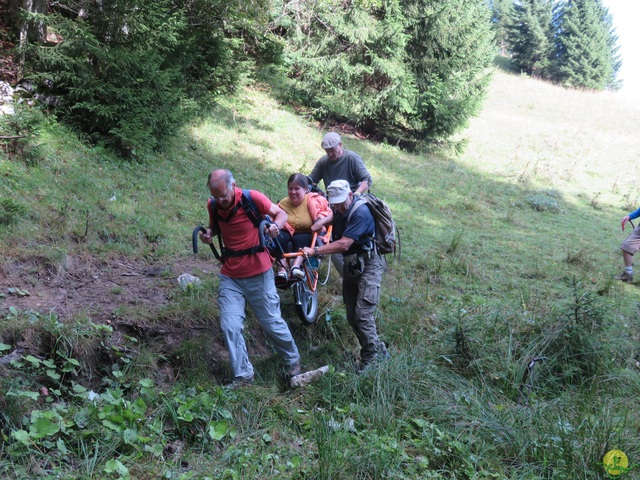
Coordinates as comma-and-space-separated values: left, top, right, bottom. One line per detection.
290, 365, 329, 388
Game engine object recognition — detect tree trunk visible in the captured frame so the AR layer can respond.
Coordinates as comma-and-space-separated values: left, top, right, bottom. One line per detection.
9, 0, 47, 39
9, 0, 47, 75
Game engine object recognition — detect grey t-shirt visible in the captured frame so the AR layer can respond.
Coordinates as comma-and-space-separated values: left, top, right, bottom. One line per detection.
309, 149, 373, 192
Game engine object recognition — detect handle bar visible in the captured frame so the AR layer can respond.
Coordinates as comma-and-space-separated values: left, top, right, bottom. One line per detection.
281, 225, 332, 258
259, 217, 287, 258
192, 226, 223, 261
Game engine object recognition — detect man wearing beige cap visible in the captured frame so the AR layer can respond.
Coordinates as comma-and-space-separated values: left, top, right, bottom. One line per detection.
302, 179, 389, 373
308, 132, 372, 196
309, 132, 372, 276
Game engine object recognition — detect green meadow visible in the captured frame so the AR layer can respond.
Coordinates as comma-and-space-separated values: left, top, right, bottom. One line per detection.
1, 64, 640, 478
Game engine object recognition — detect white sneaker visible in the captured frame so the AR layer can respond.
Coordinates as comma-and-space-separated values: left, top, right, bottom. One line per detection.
290, 267, 304, 280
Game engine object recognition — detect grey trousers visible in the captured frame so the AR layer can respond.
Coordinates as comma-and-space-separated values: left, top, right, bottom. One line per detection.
217, 269, 300, 380
342, 253, 385, 363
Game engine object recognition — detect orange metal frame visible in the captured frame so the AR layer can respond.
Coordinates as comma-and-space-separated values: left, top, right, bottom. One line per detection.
280, 226, 332, 293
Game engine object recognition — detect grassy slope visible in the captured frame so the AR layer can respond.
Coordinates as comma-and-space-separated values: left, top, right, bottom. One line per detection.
2, 67, 640, 478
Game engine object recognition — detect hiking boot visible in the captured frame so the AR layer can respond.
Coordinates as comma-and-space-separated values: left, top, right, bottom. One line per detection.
616, 270, 633, 282
356, 358, 379, 375
378, 342, 390, 360
224, 375, 254, 389
357, 345, 390, 375
287, 361, 302, 378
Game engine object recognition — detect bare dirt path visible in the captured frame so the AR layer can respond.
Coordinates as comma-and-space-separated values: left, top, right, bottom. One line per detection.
0, 254, 217, 322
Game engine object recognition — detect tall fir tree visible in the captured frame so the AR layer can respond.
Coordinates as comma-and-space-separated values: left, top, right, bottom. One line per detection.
490, 0, 515, 55
20, 0, 278, 156
275, 0, 417, 137
403, 0, 495, 139
506, 0, 553, 77
275, 0, 495, 142
552, 0, 621, 89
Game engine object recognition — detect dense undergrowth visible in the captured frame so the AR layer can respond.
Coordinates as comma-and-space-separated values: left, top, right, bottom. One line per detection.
2, 66, 640, 478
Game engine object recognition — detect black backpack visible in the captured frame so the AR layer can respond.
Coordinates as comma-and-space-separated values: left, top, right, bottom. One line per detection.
347, 193, 397, 256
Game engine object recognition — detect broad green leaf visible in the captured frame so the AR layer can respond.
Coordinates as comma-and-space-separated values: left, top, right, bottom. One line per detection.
103, 419, 123, 432
62, 358, 79, 372
72, 382, 88, 393
104, 459, 129, 475
208, 421, 229, 440
123, 428, 138, 445
25, 355, 41, 367
56, 438, 69, 454
7, 390, 39, 400
43, 359, 56, 368
11, 429, 31, 445
139, 378, 154, 388
179, 412, 194, 422
145, 443, 164, 457
30, 417, 61, 438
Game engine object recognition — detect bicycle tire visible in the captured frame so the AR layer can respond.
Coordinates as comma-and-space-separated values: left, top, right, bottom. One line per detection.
294, 280, 319, 325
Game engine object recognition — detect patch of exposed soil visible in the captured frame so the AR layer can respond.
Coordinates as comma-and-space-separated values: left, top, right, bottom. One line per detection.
0, 255, 285, 384
0, 254, 217, 322
0, 254, 237, 384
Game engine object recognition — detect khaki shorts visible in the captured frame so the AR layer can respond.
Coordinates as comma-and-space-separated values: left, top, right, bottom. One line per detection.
620, 227, 640, 255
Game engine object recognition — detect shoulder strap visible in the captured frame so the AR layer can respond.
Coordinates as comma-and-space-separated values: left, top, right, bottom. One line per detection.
239, 189, 262, 228
346, 197, 366, 222
207, 197, 219, 232
206, 190, 265, 263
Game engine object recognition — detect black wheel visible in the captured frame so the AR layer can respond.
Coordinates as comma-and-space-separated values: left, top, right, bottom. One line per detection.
294, 280, 318, 324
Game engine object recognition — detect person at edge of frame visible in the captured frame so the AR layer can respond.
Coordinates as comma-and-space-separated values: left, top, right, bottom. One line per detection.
616, 206, 640, 283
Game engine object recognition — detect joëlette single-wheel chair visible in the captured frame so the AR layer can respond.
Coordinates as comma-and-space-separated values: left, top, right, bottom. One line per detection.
192, 219, 332, 325
267, 225, 332, 325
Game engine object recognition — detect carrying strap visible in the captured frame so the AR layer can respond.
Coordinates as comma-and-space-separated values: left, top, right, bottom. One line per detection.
346, 197, 366, 223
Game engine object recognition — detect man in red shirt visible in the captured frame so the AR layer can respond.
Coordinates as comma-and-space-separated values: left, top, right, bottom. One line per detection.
199, 169, 301, 387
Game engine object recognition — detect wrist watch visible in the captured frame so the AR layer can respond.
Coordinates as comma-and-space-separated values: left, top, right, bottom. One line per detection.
354, 192, 361, 197
314, 246, 320, 256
